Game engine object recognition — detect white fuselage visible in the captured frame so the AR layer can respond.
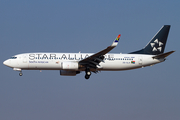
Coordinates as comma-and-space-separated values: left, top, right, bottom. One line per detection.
3, 53, 164, 71
3, 26, 172, 79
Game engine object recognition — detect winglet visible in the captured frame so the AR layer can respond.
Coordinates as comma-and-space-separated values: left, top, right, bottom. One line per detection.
111, 34, 121, 47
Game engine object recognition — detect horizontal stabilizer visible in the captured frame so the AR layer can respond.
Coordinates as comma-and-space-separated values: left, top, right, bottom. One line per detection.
152, 51, 175, 59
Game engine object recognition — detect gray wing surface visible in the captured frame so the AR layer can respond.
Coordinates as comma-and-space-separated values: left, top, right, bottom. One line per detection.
79, 34, 121, 69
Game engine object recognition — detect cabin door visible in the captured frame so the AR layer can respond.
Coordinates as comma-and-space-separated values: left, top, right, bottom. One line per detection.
139, 56, 143, 65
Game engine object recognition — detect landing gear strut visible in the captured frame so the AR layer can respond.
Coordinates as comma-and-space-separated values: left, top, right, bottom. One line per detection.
85, 68, 91, 79
19, 72, 23, 76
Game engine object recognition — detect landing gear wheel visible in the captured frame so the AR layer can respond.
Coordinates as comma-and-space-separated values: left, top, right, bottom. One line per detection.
85, 75, 90, 79
19, 72, 23, 76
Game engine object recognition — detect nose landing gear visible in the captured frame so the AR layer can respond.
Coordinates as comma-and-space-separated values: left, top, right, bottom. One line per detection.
19, 71, 23, 76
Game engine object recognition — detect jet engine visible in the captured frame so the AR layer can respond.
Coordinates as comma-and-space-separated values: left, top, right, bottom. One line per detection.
61, 62, 79, 70
60, 70, 80, 76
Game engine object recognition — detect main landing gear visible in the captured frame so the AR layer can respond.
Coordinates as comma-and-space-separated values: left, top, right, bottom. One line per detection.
85, 68, 91, 79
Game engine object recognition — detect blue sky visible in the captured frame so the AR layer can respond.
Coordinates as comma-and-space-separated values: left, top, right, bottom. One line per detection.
0, 1, 180, 120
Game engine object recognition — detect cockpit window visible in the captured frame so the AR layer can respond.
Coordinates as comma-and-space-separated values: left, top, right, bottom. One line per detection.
10, 56, 17, 59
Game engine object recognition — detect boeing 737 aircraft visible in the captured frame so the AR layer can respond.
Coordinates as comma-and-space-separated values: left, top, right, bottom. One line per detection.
3, 25, 174, 79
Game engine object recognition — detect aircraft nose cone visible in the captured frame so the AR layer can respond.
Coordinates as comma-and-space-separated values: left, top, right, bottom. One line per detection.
3, 60, 10, 67
3, 60, 7, 65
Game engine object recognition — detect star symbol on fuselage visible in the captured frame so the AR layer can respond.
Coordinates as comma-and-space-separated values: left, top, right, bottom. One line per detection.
150, 39, 163, 52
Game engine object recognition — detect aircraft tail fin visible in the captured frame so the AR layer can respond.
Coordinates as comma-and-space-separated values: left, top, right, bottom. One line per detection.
129, 25, 171, 55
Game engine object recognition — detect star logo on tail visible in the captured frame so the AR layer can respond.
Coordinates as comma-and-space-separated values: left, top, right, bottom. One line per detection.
150, 39, 163, 52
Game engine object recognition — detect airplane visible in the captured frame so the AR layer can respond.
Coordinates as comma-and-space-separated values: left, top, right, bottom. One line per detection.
3, 25, 175, 79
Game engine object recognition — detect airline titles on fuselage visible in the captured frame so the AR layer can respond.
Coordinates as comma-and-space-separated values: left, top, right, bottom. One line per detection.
29, 53, 90, 60
29, 53, 135, 61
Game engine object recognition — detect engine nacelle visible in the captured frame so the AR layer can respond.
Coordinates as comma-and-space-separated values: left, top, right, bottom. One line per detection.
60, 70, 80, 76
61, 62, 79, 70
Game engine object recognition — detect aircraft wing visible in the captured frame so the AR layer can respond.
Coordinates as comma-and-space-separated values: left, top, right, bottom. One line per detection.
79, 34, 121, 68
